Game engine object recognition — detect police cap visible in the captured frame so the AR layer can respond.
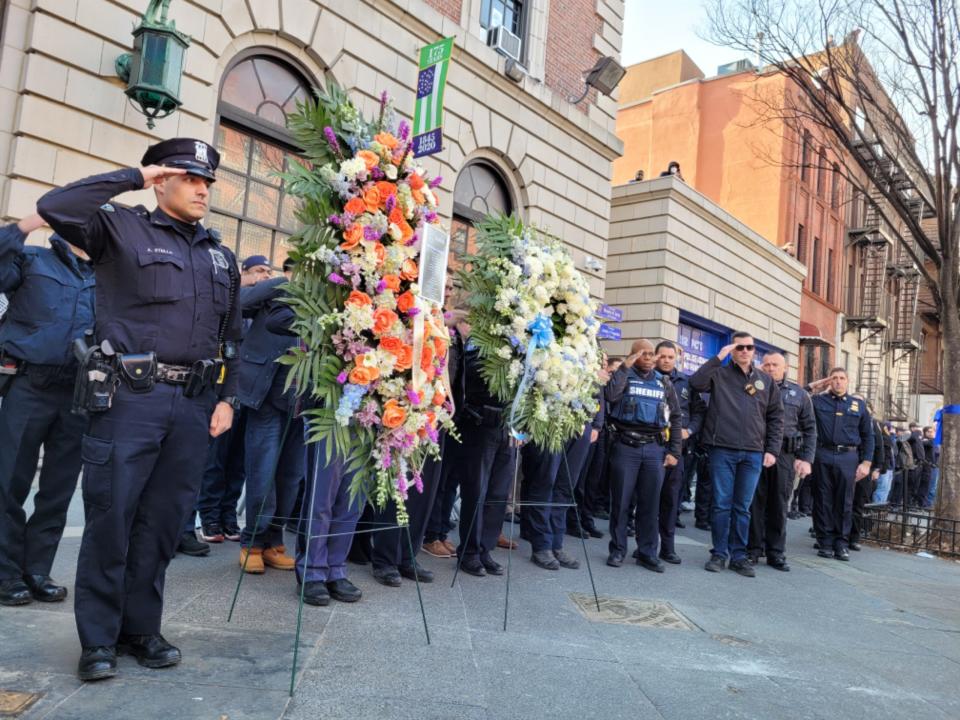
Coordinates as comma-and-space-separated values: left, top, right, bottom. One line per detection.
141, 138, 220, 181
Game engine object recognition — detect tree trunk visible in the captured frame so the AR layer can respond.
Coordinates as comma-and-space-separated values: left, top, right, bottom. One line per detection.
936, 275, 960, 522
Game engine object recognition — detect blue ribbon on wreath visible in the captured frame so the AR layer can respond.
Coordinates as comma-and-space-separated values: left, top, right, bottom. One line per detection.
933, 404, 960, 446
508, 314, 555, 441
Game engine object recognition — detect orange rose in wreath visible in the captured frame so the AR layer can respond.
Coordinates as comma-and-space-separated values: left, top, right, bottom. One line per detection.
379, 336, 403, 357
363, 186, 382, 212
357, 150, 379, 171
346, 290, 372, 307
340, 224, 363, 250
382, 274, 401, 292
375, 181, 397, 202
396, 291, 415, 314
382, 399, 406, 428
431, 386, 446, 406
348, 355, 380, 385
344, 197, 366, 216
372, 307, 399, 335
394, 344, 414, 371
401, 259, 419, 281
375, 132, 399, 150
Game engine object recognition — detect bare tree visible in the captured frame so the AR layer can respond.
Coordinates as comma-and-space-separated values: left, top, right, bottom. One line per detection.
706, 0, 960, 520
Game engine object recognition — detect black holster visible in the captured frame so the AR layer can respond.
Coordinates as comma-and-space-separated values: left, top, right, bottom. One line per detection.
184, 359, 222, 398
72, 340, 119, 415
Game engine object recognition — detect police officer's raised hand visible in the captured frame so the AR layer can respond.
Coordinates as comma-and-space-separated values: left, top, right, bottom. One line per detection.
794, 459, 812, 478
763, 452, 777, 468
663, 453, 679, 468
623, 351, 642, 368
17, 213, 46, 234
717, 343, 738, 361
140, 165, 187, 188
209, 401, 234, 437
855, 461, 871, 481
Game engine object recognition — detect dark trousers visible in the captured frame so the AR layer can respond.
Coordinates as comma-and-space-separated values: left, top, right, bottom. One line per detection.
557, 425, 593, 550
914, 466, 932, 507
693, 451, 713, 526
607, 439, 666, 559
197, 407, 246, 527
888, 469, 906, 507
372, 438, 445, 569
75, 383, 216, 647
658, 454, 686, 555
849, 477, 874, 543
519, 443, 563, 553
240, 403, 304, 549
811, 448, 858, 552
457, 422, 516, 560
296, 436, 364, 583
748, 451, 795, 560
567, 434, 598, 531
583, 428, 611, 519
0, 375, 84, 581
792, 475, 814, 515
424, 437, 461, 543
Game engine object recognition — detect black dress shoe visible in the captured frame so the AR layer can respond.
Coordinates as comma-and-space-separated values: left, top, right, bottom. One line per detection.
458, 557, 487, 577
0, 578, 32, 606
372, 566, 402, 587
553, 548, 580, 569
117, 634, 181, 669
767, 557, 791, 572
78, 646, 117, 681
531, 550, 560, 570
817, 549, 833, 558
398, 563, 434, 583
694, 521, 710, 531
659, 551, 682, 564
729, 560, 756, 578
584, 525, 604, 539
849, 542, 862, 551
479, 553, 504, 575
327, 578, 362, 602
301, 581, 330, 606
23, 574, 67, 602
835, 548, 850, 561
176, 532, 210, 557
606, 553, 624, 568
636, 554, 665, 573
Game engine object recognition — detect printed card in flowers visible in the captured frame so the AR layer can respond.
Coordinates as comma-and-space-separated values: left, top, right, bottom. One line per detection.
279, 82, 455, 520
459, 214, 602, 452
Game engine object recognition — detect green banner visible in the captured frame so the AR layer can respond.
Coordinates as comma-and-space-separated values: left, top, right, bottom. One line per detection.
412, 37, 454, 157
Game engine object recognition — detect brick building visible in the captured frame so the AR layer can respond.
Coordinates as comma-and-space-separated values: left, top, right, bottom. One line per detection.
0, 0, 624, 298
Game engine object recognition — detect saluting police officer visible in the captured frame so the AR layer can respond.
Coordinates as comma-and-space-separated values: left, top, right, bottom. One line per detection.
747, 353, 816, 571
810, 367, 874, 561
37, 139, 241, 681
605, 339, 682, 572
0, 214, 94, 606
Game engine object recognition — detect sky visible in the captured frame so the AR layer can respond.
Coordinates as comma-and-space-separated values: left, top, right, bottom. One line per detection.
621, 0, 748, 75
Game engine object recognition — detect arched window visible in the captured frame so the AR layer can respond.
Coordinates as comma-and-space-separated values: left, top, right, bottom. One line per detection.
208, 53, 314, 267
450, 161, 513, 264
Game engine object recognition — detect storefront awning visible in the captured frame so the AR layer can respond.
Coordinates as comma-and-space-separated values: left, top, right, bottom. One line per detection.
799, 321, 832, 347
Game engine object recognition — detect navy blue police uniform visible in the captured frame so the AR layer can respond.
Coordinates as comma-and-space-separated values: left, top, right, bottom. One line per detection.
657, 368, 703, 561
457, 341, 517, 576
747, 379, 816, 568
0, 225, 94, 605
37, 138, 242, 680
605, 363, 682, 569
810, 391, 873, 558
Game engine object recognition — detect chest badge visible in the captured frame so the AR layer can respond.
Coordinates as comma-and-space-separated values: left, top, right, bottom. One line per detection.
209, 248, 229, 273
789, 389, 796, 397
754, 379, 765, 391
850, 401, 860, 413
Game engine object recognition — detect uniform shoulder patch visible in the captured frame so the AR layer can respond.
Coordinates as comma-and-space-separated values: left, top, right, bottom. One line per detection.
100, 203, 115, 212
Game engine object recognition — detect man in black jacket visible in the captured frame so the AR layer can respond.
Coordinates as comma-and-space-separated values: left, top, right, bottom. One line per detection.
690, 333, 783, 577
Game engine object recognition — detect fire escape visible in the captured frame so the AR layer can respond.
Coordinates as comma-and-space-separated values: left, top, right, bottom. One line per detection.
845, 142, 931, 420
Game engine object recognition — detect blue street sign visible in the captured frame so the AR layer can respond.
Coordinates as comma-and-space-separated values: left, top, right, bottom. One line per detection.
597, 324, 622, 340
596, 304, 623, 323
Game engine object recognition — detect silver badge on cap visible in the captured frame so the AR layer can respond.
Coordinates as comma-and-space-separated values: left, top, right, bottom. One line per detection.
195, 141, 208, 163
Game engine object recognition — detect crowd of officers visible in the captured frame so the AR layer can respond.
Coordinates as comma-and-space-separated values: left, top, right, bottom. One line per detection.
0, 135, 940, 685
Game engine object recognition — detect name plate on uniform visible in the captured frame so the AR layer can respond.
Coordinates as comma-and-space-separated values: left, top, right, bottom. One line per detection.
418, 223, 449, 306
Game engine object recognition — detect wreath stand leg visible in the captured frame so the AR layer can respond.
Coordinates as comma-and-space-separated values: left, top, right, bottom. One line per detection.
449, 491, 481, 588
502, 448, 522, 631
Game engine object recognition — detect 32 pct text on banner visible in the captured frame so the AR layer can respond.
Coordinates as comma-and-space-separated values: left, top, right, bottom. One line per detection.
412, 37, 454, 158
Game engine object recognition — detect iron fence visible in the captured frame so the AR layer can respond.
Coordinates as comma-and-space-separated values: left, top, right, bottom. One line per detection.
863, 504, 960, 558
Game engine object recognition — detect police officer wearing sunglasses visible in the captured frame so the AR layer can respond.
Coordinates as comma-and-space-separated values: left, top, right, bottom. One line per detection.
37, 138, 242, 682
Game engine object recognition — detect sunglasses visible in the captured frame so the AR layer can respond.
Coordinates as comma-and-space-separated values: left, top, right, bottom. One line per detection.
735, 344, 755, 351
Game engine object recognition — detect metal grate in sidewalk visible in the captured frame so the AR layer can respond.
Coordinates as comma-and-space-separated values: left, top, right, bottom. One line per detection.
569, 593, 698, 630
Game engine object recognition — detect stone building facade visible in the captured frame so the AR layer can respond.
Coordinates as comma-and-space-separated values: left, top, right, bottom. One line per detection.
0, 0, 624, 297
606, 176, 805, 373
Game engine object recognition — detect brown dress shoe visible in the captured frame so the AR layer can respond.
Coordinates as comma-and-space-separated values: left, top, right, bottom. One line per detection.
441, 539, 457, 556
263, 545, 296, 570
497, 533, 518, 550
240, 547, 265, 574
422, 540, 452, 558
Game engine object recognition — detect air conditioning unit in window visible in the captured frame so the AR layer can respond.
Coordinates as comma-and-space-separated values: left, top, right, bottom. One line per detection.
487, 25, 522, 62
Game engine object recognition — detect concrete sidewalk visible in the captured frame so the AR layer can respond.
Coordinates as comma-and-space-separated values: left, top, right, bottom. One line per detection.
2, 499, 959, 720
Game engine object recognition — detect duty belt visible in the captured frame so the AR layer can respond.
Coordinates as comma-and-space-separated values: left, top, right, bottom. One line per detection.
614, 426, 660, 447
819, 443, 858, 453
156, 363, 192, 385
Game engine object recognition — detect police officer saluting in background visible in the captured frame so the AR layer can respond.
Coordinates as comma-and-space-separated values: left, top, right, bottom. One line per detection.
0, 214, 94, 606
810, 367, 873, 561
604, 339, 682, 572
37, 138, 241, 682
747, 353, 816, 571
